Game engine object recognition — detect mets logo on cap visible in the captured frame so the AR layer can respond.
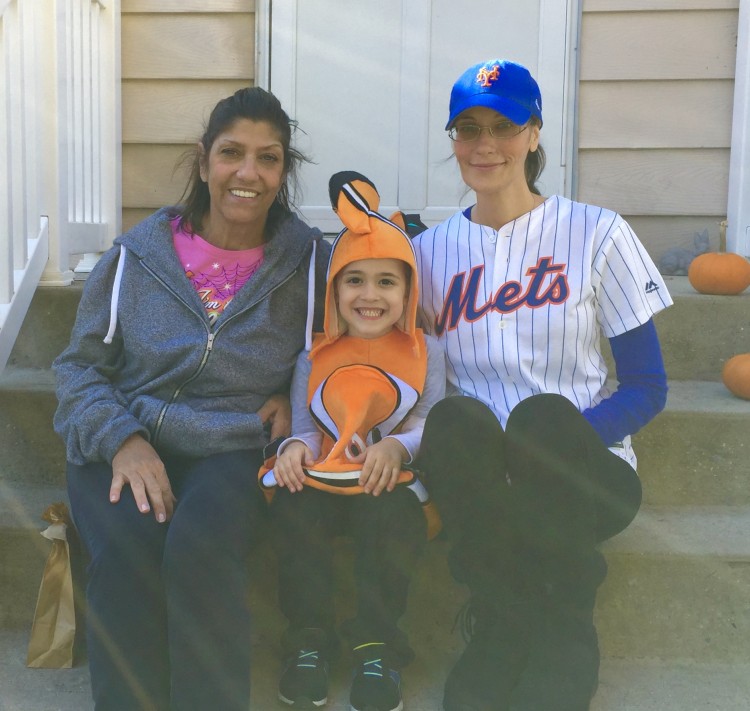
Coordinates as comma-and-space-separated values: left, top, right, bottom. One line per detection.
476, 64, 500, 87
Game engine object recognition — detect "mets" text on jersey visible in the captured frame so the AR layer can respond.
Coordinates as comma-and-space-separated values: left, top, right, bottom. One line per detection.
435, 256, 569, 334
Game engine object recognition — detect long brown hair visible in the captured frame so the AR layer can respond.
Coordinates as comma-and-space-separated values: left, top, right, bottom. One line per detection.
525, 119, 546, 195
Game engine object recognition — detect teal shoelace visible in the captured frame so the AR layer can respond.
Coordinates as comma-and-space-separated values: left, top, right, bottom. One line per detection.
296, 650, 320, 669
362, 658, 385, 677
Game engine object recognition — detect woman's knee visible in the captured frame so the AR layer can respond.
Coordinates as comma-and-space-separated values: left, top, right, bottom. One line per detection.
424, 395, 498, 435
419, 396, 506, 476
506, 393, 581, 436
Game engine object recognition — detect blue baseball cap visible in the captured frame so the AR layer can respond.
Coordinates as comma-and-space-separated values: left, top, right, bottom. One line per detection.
446, 59, 543, 129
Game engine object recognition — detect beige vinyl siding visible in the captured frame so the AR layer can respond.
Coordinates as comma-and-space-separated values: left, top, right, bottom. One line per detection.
120, 2, 255, 232
584, 0, 738, 10
579, 81, 734, 149
578, 1, 739, 266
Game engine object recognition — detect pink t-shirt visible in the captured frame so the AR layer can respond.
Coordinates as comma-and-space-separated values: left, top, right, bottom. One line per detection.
171, 219, 264, 325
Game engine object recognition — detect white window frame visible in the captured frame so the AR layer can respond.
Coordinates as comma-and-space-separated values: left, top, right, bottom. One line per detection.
258, 0, 749, 256
255, 0, 580, 231
727, 0, 749, 256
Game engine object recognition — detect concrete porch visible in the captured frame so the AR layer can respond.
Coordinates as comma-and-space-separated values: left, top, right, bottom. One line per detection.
1, 276, 749, 710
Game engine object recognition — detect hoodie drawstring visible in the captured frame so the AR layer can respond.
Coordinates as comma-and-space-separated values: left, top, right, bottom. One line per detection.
103, 244, 126, 344
304, 239, 317, 351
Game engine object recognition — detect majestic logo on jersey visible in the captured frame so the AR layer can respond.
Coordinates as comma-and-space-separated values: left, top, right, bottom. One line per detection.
435, 256, 569, 335
645, 280, 659, 294
476, 64, 500, 87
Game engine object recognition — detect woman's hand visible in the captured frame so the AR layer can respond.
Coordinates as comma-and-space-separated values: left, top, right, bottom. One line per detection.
356, 438, 408, 496
258, 394, 292, 442
110, 434, 176, 522
273, 441, 313, 493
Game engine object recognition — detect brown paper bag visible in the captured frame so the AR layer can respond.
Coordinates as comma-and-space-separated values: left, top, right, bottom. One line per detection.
26, 502, 85, 668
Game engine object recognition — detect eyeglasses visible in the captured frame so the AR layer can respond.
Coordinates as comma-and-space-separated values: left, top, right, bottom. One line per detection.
448, 121, 529, 142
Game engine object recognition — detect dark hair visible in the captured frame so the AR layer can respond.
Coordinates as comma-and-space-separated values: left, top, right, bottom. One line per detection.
525, 118, 546, 195
177, 87, 308, 237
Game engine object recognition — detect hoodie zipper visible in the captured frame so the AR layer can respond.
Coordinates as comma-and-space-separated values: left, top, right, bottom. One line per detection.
143, 262, 299, 445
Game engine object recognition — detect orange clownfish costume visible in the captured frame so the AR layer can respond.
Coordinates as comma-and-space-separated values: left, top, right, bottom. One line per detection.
260, 171, 440, 538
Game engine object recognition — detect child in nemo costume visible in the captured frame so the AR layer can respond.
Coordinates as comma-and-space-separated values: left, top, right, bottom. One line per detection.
260, 171, 445, 711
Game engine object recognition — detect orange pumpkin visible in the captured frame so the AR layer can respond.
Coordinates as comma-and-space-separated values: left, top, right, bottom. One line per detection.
687, 252, 750, 295
722, 353, 750, 400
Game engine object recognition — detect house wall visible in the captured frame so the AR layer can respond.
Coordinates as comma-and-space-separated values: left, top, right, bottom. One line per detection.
117, 1, 740, 269
578, 0, 740, 266
120, 0, 256, 232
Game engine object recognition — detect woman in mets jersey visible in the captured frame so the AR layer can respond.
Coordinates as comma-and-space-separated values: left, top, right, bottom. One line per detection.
412, 58, 673, 711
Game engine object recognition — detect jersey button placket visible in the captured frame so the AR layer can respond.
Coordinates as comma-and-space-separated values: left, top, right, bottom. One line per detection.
489, 227, 511, 352
480, 225, 498, 244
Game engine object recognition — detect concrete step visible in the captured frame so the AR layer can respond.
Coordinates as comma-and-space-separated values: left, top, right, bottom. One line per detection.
4, 474, 749, 664
655, 276, 750, 382
8, 281, 83, 368
597, 506, 750, 663
2, 625, 750, 711
4, 373, 749, 506
633, 380, 750, 506
6, 284, 83, 371
2, 276, 748, 494
3, 278, 749, 707
0, 369, 64, 487
8, 277, 750, 379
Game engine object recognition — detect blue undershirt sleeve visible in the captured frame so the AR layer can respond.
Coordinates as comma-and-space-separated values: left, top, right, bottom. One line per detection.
581, 319, 668, 447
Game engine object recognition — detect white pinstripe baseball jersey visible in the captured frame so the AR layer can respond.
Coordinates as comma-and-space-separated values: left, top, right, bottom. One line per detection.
413, 195, 673, 433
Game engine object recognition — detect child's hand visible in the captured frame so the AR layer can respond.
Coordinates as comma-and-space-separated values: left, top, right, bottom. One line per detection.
274, 441, 313, 493
356, 438, 409, 496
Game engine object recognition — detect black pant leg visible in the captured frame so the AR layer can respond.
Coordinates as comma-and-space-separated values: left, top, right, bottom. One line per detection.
67, 461, 171, 711
416, 395, 508, 535
272, 487, 338, 649
343, 487, 426, 667
417, 396, 519, 588
163, 449, 267, 711
504, 392, 641, 550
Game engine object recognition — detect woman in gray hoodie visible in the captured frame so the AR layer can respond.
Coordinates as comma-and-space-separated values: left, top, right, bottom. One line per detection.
53, 87, 330, 711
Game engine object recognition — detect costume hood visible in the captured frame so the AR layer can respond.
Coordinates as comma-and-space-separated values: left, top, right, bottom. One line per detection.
312, 171, 421, 356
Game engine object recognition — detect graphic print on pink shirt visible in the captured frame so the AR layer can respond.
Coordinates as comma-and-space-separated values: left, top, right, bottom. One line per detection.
172, 219, 264, 324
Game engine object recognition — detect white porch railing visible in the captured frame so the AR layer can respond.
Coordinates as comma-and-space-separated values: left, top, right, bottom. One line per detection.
0, 0, 120, 373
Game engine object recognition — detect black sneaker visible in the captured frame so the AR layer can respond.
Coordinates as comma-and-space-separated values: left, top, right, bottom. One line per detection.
278, 647, 329, 708
443, 596, 531, 711
349, 642, 403, 711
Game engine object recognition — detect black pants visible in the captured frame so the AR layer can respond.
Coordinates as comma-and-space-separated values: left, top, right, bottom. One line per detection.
67, 449, 267, 711
417, 393, 641, 556
272, 485, 426, 667
417, 394, 642, 710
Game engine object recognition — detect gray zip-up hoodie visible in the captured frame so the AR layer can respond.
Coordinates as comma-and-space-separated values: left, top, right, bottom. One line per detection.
53, 207, 330, 466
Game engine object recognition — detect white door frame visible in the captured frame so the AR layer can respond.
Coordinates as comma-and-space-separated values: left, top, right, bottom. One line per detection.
536, 0, 580, 199
258, 1, 750, 256
255, 0, 580, 222
727, 0, 750, 256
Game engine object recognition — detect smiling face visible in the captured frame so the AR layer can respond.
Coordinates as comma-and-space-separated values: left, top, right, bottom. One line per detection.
451, 106, 540, 199
335, 258, 409, 340
199, 118, 286, 248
